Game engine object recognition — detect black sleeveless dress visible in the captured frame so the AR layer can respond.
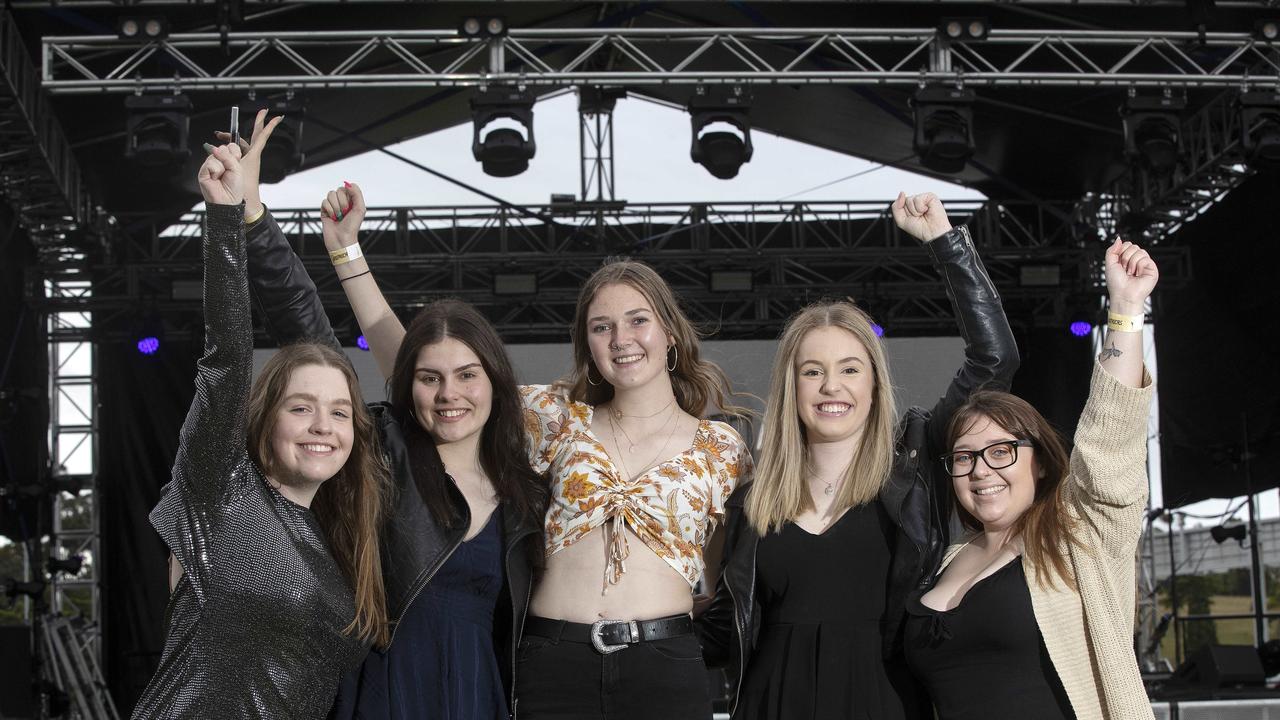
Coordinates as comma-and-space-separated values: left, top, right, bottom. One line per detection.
736, 502, 906, 720
904, 556, 1075, 720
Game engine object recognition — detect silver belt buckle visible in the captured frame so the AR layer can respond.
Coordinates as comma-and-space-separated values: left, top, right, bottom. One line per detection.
590, 619, 639, 654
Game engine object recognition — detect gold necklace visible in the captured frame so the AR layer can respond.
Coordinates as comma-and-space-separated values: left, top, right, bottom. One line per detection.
610, 398, 673, 453
609, 402, 682, 481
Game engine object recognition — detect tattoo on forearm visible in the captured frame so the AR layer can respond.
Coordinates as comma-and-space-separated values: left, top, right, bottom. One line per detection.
1098, 342, 1123, 362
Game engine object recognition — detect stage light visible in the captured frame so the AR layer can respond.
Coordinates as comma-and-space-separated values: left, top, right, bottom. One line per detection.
46, 555, 83, 577
1069, 321, 1092, 337
117, 16, 169, 41
124, 93, 192, 168
1122, 92, 1186, 176
1210, 523, 1248, 545
137, 337, 160, 355
912, 86, 976, 174
471, 87, 536, 177
1255, 20, 1280, 43
356, 335, 369, 351
257, 96, 306, 184
458, 16, 507, 38
939, 17, 989, 41
1238, 90, 1280, 170
871, 323, 885, 338
688, 86, 754, 180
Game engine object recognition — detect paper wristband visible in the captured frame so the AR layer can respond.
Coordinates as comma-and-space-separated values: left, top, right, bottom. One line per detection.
329, 244, 364, 266
1106, 312, 1144, 333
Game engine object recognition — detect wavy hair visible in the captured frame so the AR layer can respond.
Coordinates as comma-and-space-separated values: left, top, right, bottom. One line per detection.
247, 342, 390, 647
746, 302, 897, 536
387, 300, 549, 531
945, 390, 1080, 591
562, 259, 751, 419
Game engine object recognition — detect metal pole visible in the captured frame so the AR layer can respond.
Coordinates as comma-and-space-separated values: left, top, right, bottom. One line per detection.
1243, 414, 1266, 645
1169, 512, 1181, 664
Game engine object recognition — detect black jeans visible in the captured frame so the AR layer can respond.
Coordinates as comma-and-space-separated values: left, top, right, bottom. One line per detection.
514, 617, 712, 720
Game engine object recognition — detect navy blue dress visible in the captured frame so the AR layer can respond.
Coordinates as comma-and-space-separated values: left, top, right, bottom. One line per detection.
339, 510, 508, 720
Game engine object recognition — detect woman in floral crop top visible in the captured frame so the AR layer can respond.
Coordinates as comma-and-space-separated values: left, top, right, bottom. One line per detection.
314, 222, 752, 717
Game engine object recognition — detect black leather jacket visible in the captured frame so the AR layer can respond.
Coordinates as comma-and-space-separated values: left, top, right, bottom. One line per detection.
243, 211, 542, 713
694, 225, 1019, 716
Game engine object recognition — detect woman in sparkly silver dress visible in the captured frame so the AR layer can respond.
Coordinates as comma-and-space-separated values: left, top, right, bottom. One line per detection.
131, 142, 390, 719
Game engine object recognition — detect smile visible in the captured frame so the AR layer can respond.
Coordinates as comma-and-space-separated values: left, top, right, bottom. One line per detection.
816, 402, 851, 415
972, 484, 1007, 497
299, 443, 335, 454
612, 354, 644, 365
436, 408, 469, 419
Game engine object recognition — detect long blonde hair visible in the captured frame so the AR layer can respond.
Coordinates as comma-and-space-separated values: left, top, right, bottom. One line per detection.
247, 343, 391, 647
746, 302, 897, 535
562, 259, 751, 419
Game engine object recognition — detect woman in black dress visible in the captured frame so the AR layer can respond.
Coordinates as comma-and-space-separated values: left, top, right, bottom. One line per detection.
697, 192, 1020, 720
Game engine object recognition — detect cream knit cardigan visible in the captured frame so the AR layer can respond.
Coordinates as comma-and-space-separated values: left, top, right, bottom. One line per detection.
938, 361, 1156, 720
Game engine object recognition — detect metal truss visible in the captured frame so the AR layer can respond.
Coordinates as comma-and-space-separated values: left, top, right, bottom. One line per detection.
39, 26, 1280, 94
1, 12, 90, 253
10, 0, 1276, 7
32, 199, 1191, 343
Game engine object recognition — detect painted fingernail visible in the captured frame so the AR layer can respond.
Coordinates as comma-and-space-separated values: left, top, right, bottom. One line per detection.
335, 209, 344, 221
342, 205, 351, 214
202, 143, 216, 154
343, 181, 352, 188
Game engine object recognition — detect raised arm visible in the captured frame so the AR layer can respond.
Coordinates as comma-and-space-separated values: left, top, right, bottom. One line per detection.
320, 182, 405, 378
891, 192, 1020, 453
172, 143, 254, 506
221, 110, 340, 351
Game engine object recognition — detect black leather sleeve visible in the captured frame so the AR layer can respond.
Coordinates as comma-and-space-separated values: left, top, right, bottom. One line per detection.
695, 500, 744, 668
922, 225, 1020, 455
244, 209, 341, 351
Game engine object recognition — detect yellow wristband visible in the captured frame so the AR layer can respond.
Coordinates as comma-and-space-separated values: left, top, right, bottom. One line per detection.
1106, 312, 1144, 333
244, 205, 266, 227
329, 244, 364, 266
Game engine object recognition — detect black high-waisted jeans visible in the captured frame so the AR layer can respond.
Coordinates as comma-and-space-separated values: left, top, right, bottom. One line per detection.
513, 615, 712, 720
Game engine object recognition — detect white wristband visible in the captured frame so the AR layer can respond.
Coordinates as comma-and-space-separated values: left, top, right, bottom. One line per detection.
329, 243, 363, 266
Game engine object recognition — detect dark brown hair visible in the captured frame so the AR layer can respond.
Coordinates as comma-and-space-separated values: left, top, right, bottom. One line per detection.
387, 299, 549, 529
945, 389, 1082, 591
563, 259, 751, 418
246, 342, 390, 647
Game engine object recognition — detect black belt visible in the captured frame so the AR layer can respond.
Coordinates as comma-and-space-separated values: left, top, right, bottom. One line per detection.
524, 613, 694, 655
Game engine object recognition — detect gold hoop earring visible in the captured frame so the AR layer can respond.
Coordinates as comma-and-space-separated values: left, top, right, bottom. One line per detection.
587, 365, 603, 386
667, 345, 678, 372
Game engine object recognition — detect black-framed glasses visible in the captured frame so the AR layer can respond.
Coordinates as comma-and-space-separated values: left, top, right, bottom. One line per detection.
941, 439, 1034, 477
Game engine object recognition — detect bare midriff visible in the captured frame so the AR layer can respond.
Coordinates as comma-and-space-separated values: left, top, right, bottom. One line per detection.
530, 525, 695, 623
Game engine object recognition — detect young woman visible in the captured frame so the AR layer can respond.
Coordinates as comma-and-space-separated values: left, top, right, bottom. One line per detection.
243, 173, 753, 719
696, 192, 1020, 719
133, 142, 388, 719
906, 239, 1157, 720
225, 112, 547, 719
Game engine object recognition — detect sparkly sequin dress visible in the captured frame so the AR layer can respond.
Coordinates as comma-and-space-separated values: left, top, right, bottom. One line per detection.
131, 204, 369, 720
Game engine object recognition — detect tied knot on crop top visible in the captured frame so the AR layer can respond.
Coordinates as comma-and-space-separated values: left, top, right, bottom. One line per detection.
521, 385, 752, 592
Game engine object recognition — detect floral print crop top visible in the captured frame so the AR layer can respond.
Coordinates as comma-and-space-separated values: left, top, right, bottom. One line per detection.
520, 384, 752, 591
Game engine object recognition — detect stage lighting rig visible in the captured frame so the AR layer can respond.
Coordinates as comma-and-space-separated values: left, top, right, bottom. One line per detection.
938, 17, 989, 42
1210, 523, 1248, 546
46, 555, 83, 577
459, 16, 507, 39
1238, 90, 1280, 170
471, 86, 537, 177
1121, 91, 1186, 176
1256, 20, 1280, 43
124, 93, 192, 169
912, 86, 976, 174
258, 96, 306, 184
688, 86, 754, 180
117, 16, 170, 41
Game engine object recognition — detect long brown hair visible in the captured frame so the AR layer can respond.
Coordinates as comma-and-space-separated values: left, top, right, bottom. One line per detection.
746, 301, 898, 535
246, 342, 391, 647
563, 259, 751, 419
945, 390, 1081, 591
387, 300, 549, 530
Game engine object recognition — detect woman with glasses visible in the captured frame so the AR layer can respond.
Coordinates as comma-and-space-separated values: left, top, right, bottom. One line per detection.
905, 239, 1159, 720
697, 192, 1019, 719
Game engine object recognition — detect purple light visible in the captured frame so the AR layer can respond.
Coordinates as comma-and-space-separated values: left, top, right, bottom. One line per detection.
356, 335, 370, 351
137, 336, 160, 355
1069, 321, 1092, 337
871, 323, 885, 337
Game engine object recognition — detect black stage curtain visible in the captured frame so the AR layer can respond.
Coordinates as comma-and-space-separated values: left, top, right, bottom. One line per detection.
99, 336, 199, 711
1157, 173, 1280, 508
1009, 326, 1094, 450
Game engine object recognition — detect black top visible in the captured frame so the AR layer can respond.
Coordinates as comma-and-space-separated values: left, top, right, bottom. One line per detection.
904, 557, 1075, 720
736, 502, 905, 720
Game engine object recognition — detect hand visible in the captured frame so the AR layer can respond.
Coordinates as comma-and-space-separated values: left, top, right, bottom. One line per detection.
214, 108, 284, 218
320, 182, 366, 251
1104, 237, 1159, 314
891, 191, 953, 243
197, 143, 243, 206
